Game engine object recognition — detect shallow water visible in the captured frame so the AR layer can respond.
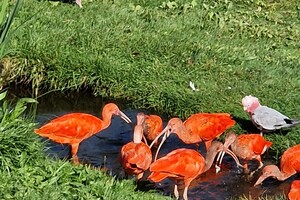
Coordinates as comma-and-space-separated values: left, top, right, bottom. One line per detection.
25, 91, 294, 200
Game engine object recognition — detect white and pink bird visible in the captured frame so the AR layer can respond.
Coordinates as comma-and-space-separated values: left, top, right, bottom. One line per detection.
242, 95, 300, 135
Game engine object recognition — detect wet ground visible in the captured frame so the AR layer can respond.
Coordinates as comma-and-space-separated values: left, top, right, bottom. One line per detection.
15, 90, 294, 200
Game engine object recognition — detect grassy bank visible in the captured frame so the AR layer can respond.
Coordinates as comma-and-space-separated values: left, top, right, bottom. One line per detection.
0, 0, 300, 199
6, 0, 300, 153
0, 93, 169, 199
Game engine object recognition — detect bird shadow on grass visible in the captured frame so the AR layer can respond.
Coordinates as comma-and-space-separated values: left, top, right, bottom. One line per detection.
232, 116, 290, 136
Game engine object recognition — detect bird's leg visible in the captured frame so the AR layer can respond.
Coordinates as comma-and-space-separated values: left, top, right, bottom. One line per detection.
250, 157, 264, 177
183, 179, 192, 200
260, 131, 263, 136
243, 161, 249, 174
71, 143, 80, 164
174, 184, 179, 200
183, 186, 188, 200
256, 156, 264, 169
72, 155, 80, 164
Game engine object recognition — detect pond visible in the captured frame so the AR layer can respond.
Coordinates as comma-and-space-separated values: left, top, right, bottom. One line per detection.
14, 89, 293, 200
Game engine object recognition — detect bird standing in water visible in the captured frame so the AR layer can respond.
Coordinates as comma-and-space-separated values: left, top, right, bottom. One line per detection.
242, 95, 300, 135
34, 103, 132, 164
148, 141, 242, 200
120, 113, 152, 180
150, 113, 235, 160
216, 132, 272, 174
254, 144, 300, 186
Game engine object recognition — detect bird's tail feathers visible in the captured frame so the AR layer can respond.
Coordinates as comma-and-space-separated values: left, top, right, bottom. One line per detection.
279, 118, 300, 128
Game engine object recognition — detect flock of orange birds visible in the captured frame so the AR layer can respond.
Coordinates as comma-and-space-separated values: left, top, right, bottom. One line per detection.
34, 95, 300, 200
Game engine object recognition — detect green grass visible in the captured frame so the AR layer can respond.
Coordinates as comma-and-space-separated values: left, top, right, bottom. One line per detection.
0, 93, 170, 200
0, 0, 300, 199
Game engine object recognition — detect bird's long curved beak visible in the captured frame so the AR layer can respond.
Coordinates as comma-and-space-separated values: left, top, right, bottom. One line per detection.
149, 125, 171, 161
215, 138, 233, 173
118, 111, 132, 124
253, 175, 268, 187
149, 125, 168, 148
216, 145, 242, 173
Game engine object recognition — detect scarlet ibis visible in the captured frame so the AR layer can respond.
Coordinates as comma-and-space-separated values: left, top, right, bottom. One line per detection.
242, 95, 300, 135
289, 180, 300, 200
216, 132, 272, 174
254, 144, 300, 186
150, 113, 235, 160
34, 103, 132, 164
119, 113, 152, 180
148, 141, 242, 200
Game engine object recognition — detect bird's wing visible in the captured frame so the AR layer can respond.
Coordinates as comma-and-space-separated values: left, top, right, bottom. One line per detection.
185, 113, 235, 141
250, 135, 272, 155
252, 106, 291, 131
144, 115, 163, 140
35, 113, 102, 141
120, 143, 152, 171
281, 145, 300, 175
150, 149, 205, 178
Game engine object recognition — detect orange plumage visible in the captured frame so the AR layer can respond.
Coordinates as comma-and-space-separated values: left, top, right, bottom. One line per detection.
183, 113, 236, 148
289, 180, 300, 200
35, 103, 132, 164
141, 114, 163, 145
148, 141, 242, 200
120, 113, 152, 180
254, 144, 300, 186
150, 113, 235, 160
218, 132, 272, 174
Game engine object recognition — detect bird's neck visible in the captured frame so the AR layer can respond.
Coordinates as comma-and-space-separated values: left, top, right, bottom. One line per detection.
133, 126, 143, 143
204, 149, 219, 172
249, 102, 261, 114
101, 112, 113, 130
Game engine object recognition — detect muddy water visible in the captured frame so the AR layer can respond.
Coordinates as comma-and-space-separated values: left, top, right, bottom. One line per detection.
30, 91, 293, 200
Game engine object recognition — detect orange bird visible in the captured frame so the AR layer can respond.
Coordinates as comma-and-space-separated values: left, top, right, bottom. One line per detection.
141, 113, 163, 146
120, 113, 152, 180
216, 132, 272, 174
148, 141, 242, 200
34, 103, 132, 164
149, 113, 235, 160
254, 144, 300, 186
289, 180, 300, 200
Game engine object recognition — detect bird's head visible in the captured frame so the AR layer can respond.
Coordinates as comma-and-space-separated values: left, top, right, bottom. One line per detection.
223, 131, 237, 148
149, 118, 184, 161
242, 95, 261, 114
254, 165, 281, 186
136, 112, 145, 126
103, 103, 132, 123
168, 118, 184, 134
